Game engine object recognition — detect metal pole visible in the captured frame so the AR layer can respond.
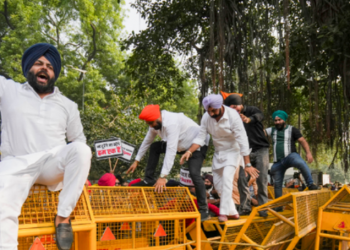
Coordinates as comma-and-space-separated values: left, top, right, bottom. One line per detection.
82, 74, 85, 111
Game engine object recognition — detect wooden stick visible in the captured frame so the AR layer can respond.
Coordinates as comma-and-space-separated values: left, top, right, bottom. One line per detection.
109, 158, 112, 173
112, 158, 119, 172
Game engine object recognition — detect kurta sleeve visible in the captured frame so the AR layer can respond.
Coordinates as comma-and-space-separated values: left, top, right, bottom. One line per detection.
0, 76, 17, 100
160, 123, 180, 175
66, 103, 86, 143
192, 114, 209, 146
229, 110, 250, 156
135, 128, 158, 161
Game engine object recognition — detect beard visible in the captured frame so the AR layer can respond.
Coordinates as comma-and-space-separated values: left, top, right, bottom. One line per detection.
210, 108, 222, 119
275, 122, 285, 130
27, 70, 56, 94
205, 184, 212, 190
153, 121, 162, 130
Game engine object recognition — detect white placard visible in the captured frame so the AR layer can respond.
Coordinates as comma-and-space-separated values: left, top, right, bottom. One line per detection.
180, 168, 194, 187
94, 138, 123, 160
120, 141, 136, 162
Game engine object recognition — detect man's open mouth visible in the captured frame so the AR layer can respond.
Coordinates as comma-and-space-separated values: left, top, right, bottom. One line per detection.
36, 73, 49, 84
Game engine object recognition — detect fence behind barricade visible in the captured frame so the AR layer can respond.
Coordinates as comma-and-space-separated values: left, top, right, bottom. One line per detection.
88, 186, 200, 250
18, 184, 96, 250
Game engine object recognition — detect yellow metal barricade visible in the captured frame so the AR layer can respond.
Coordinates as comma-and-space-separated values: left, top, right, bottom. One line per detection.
267, 186, 299, 200
18, 184, 96, 250
88, 186, 200, 250
227, 190, 332, 250
315, 185, 350, 250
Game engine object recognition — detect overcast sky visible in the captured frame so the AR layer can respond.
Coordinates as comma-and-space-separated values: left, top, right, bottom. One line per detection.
122, 1, 147, 36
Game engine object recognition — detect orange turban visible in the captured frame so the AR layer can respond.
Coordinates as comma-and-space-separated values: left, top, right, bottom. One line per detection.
139, 104, 161, 121
220, 91, 243, 100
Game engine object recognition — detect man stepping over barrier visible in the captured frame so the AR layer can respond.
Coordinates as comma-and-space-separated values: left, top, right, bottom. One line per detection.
126, 104, 210, 221
0, 43, 91, 250
265, 110, 317, 207
224, 93, 270, 217
181, 94, 259, 222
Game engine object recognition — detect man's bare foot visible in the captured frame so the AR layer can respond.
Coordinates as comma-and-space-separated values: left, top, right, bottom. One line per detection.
55, 215, 70, 226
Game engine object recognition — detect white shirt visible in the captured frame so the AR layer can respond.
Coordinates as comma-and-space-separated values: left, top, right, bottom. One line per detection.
0, 76, 86, 159
135, 110, 209, 175
193, 105, 250, 170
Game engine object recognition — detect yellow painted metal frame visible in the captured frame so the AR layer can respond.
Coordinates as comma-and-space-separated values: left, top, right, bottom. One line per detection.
18, 184, 96, 250
228, 190, 332, 250
267, 186, 299, 199
88, 186, 201, 250
314, 185, 350, 250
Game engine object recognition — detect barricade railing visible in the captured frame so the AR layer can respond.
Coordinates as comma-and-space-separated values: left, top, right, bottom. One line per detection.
18, 184, 96, 250
267, 186, 299, 200
87, 186, 201, 250
315, 185, 350, 250
227, 190, 332, 250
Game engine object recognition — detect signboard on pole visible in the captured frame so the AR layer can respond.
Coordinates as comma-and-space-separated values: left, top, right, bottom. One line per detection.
94, 138, 123, 160
120, 141, 136, 163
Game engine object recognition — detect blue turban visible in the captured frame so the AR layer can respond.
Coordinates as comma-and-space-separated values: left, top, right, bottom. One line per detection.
22, 43, 61, 80
202, 94, 223, 110
272, 110, 288, 121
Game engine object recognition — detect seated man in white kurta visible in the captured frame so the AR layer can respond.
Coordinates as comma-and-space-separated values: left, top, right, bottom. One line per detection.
0, 43, 91, 250
180, 94, 259, 222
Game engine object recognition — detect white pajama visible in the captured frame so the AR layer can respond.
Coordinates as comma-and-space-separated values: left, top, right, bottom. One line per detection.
0, 76, 91, 250
213, 166, 238, 215
0, 142, 91, 250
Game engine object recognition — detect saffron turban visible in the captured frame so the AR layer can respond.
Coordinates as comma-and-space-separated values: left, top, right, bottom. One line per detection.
220, 91, 243, 100
97, 173, 116, 187
202, 94, 223, 110
272, 110, 288, 121
22, 43, 61, 80
139, 104, 161, 121
224, 94, 243, 106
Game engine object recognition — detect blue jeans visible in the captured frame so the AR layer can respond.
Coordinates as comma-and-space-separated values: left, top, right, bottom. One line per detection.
271, 152, 313, 199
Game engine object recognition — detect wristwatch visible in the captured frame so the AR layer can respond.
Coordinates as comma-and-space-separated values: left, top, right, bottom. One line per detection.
246, 163, 252, 167
160, 174, 167, 178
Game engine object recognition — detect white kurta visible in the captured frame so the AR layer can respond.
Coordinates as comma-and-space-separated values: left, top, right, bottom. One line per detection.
0, 76, 91, 250
135, 110, 209, 175
193, 106, 250, 215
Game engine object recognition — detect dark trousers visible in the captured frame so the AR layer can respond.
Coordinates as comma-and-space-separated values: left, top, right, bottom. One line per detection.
238, 147, 269, 212
144, 141, 208, 214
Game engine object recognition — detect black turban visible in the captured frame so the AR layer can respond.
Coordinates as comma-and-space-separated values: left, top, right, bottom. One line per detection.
224, 94, 243, 106
22, 43, 61, 80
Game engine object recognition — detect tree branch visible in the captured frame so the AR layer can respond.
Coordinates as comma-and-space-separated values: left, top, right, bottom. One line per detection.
1, 1, 14, 30
78, 23, 97, 81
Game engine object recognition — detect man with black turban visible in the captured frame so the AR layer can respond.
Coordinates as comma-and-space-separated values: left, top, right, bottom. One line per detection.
265, 110, 317, 209
0, 43, 91, 250
224, 94, 269, 217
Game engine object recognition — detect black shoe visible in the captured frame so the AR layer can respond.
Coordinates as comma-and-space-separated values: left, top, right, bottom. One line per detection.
55, 215, 73, 250
131, 179, 155, 187
258, 211, 268, 218
200, 212, 210, 222
308, 184, 318, 190
239, 209, 251, 216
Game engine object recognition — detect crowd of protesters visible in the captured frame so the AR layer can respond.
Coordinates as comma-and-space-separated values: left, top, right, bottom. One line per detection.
89, 92, 320, 223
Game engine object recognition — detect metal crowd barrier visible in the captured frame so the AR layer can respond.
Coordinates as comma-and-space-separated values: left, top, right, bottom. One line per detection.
87, 186, 201, 250
225, 190, 332, 250
315, 185, 350, 250
18, 184, 96, 250
267, 186, 299, 200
